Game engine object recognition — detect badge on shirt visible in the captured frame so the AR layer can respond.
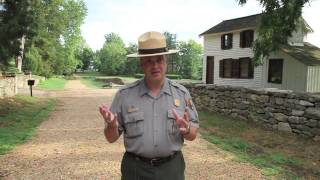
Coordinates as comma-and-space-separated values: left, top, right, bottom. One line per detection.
174, 99, 180, 107
188, 99, 194, 109
128, 106, 139, 113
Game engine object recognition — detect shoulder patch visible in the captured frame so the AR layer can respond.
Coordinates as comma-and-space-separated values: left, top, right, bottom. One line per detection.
118, 79, 141, 93
169, 80, 188, 94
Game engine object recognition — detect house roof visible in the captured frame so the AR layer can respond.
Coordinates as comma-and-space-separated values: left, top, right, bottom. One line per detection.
200, 14, 261, 36
281, 42, 320, 66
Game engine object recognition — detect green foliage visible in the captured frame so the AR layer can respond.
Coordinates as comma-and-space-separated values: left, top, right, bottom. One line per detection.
237, 0, 311, 65
36, 78, 67, 90
0, 0, 40, 68
98, 33, 127, 75
0, 95, 55, 154
163, 31, 178, 74
77, 47, 94, 70
124, 43, 141, 75
134, 73, 144, 78
0, 0, 87, 77
176, 40, 202, 79
166, 74, 182, 79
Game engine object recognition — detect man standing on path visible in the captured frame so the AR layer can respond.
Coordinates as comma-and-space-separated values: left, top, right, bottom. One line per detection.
99, 31, 199, 180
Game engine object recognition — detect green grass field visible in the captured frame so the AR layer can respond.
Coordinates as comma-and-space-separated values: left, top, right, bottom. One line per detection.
0, 95, 55, 155
36, 78, 67, 90
199, 111, 311, 179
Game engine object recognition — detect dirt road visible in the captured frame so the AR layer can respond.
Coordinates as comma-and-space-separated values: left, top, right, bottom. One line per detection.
0, 80, 263, 179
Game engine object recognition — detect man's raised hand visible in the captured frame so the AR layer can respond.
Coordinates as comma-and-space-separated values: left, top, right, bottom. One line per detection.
172, 108, 190, 135
99, 104, 118, 128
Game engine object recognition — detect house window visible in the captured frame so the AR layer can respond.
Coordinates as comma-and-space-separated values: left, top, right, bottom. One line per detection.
221, 33, 233, 49
223, 59, 233, 78
219, 58, 254, 79
268, 59, 283, 84
240, 30, 254, 48
239, 57, 253, 78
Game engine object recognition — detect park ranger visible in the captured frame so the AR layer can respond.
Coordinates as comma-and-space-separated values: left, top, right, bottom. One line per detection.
99, 31, 199, 180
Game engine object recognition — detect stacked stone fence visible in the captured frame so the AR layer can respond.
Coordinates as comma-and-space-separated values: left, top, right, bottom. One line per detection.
185, 84, 320, 140
0, 75, 17, 98
0, 74, 45, 98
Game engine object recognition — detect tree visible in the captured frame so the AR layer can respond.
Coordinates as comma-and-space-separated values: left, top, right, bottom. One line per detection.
78, 47, 94, 70
237, 0, 311, 65
0, 0, 41, 70
177, 40, 202, 79
163, 31, 178, 73
124, 43, 141, 75
21, 0, 87, 77
99, 33, 127, 75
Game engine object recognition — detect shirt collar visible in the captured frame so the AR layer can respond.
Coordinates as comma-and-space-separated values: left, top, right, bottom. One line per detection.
139, 78, 172, 97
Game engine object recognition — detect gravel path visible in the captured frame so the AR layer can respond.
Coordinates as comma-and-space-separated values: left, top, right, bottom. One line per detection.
0, 80, 263, 179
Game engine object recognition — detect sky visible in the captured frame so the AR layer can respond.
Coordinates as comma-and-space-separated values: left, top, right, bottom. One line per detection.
81, 0, 320, 51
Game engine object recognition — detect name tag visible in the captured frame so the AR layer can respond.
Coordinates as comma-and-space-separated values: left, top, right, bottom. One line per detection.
128, 107, 139, 113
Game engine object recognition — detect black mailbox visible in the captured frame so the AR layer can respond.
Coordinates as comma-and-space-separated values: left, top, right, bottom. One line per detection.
28, 80, 35, 86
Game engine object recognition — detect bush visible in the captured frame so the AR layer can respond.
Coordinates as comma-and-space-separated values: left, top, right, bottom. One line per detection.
166, 74, 182, 79
134, 73, 144, 78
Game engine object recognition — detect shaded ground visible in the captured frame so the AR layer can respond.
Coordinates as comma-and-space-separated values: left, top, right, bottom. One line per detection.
0, 80, 263, 179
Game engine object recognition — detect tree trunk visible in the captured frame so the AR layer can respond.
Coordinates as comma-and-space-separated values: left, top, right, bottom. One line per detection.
16, 35, 26, 73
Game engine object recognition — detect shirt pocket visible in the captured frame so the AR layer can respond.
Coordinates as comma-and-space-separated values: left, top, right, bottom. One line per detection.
124, 112, 144, 138
167, 109, 183, 135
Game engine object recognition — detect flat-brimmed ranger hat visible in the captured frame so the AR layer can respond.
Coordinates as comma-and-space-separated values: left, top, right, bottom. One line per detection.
127, 31, 179, 58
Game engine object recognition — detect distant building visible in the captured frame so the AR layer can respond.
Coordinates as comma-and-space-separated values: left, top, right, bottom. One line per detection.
200, 14, 320, 92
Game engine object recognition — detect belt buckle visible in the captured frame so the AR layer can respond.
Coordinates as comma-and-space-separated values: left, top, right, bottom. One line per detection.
150, 158, 159, 166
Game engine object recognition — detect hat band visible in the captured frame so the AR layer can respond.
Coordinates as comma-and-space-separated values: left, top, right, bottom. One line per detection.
138, 47, 168, 55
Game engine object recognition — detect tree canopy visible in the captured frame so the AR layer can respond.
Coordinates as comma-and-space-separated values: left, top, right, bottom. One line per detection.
237, 0, 311, 65
98, 33, 127, 75
0, 0, 87, 77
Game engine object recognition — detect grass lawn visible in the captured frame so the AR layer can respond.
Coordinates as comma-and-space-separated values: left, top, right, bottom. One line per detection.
199, 111, 320, 179
36, 78, 67, 90
0, 95, 55, 155
80, 77, 107, 89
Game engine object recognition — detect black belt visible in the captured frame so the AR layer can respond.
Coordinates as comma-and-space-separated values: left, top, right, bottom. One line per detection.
125, 151, 180, 166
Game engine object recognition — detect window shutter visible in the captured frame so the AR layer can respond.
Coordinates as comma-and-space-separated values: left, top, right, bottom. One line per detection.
240, 31, 244, 48
249, 30, 254, 47
221, 35, 224, 49
248, 58, 254, 78
229, 34, 233, 49
219, 60, 224, 78
232, 59, 240, 78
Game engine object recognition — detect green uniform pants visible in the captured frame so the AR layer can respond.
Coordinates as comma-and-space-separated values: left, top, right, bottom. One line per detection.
121, 151, 185, 180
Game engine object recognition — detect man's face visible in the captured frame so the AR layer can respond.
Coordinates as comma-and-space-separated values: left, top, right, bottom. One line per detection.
140, 55, 167, 82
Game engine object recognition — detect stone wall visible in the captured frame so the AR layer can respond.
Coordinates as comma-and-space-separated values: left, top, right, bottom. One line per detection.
16, 74, 45, 88
185, 84, 320, 140
0, 74, 45, 98
0, 76, 17, 98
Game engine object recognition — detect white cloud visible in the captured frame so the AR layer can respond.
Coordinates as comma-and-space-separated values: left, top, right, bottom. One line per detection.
81, 0, 320, 50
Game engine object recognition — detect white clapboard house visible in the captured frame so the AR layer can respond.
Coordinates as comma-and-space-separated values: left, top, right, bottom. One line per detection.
200, 14, 320, 93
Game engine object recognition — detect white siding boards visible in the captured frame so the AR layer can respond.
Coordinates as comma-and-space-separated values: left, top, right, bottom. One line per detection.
307, 66, 320, 92
203, 30, 263, 88
201, 14, 320, 93
264, 51, 308, 92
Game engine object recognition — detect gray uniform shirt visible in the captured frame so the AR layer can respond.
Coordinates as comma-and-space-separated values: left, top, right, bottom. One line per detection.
110, 78, 199, 158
